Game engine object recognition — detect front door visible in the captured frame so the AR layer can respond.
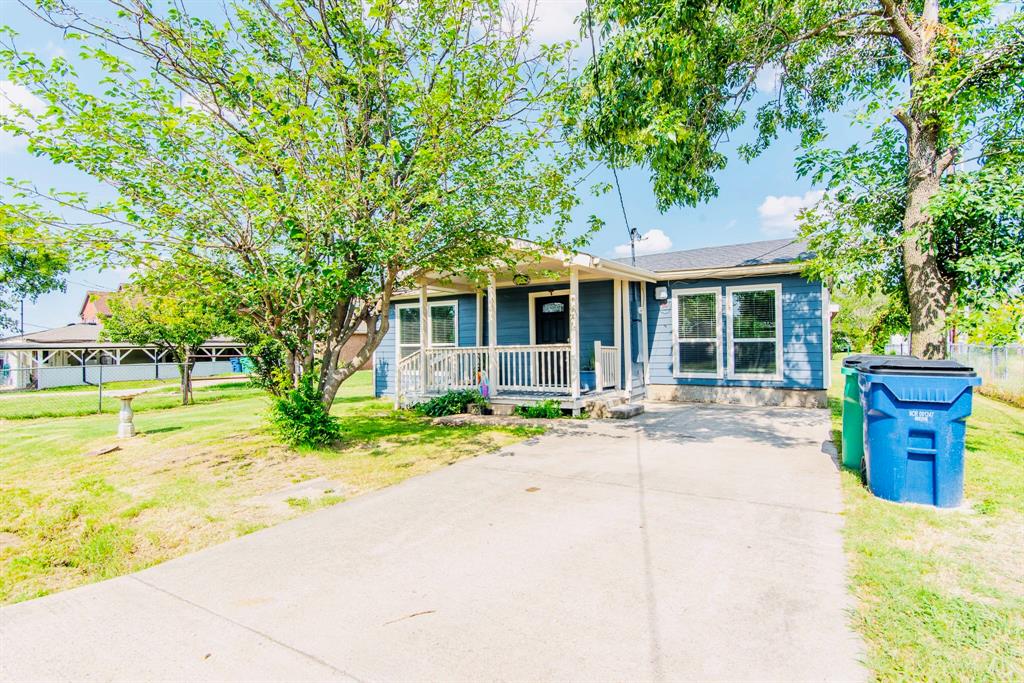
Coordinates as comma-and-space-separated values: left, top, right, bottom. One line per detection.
534, 296, 569, 388
535, 296, 569, 344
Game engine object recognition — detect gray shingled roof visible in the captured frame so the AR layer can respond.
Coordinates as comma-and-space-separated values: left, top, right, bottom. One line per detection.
616, 238, 812, 273
0, 323, 103, 345
0, 323, 241, 349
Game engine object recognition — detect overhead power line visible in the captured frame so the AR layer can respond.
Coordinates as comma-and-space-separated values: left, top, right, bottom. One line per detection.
585, 0, 640, 267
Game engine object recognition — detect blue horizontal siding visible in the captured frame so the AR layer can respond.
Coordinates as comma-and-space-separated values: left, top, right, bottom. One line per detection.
374, 294, 477, 397
375, 284, 616, 397
645, 274, 826, 390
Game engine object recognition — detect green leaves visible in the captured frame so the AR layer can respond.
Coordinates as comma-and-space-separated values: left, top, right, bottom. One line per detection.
2, 0, 583, 407
0, 208, 69, 332
578, 0, 1023, 348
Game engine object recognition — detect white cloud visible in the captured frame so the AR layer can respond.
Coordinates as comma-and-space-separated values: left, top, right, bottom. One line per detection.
613, 228, 673, 257
179, 92, 204, 110
45, 41, 67, 60
754, 63, 781, 94
757, 190, 824, 237
992, 2, 1019, 22
0, 80, 45, 151
510, 0, 586, 43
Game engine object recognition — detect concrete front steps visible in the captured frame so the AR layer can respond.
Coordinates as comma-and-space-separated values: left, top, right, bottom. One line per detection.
582, 395, 644, 419
608, 403, 644, 419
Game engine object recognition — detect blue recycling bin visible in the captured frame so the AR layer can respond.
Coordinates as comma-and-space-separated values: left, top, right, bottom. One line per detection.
858, 358, 981, 508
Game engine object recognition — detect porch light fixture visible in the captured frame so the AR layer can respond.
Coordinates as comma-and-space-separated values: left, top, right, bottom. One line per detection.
654, 286, 669, 300
512, 273, 531, 286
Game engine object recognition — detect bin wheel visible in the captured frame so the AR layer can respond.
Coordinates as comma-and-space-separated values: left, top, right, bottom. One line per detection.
859, 457, 868, 485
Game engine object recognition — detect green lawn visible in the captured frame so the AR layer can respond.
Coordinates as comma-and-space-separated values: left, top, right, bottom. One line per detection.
10, 371, 243, 394
0, 371, 539, 604
0, 379, 264, 420
830, 357, 1024, 680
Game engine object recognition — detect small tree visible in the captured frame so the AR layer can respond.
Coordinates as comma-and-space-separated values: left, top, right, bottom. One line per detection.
100, 290, 223, 405
831, 289, 889, 353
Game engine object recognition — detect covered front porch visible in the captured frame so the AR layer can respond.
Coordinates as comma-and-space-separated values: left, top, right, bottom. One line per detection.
383, 249, 654, 411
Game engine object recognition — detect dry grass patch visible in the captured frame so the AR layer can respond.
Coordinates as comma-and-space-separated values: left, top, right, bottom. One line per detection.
0, 374, 539, 603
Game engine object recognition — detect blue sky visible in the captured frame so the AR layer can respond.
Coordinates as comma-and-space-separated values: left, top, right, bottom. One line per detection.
2, 0, 862, 332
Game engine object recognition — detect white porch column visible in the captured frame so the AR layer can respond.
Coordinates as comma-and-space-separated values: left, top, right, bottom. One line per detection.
419, 283, 429, 391
569, 266, 580, 400
487, 274, 498, 396
613, 279, 623, 390
475, 292, 484, 346
620, 280, 632, 400
639, 283, 650, 385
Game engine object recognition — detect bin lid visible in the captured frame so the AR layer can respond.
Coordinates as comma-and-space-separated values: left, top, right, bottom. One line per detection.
842, 354, 904, 369
860, 358, 976, 377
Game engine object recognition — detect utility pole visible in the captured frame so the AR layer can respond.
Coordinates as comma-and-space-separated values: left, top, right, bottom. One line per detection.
20, 298, 24, 337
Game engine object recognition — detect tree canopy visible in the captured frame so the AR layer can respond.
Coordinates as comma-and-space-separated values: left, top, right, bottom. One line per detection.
1, 0, 586, 406
573, 0, 1024, 357
0, 219, 68, 334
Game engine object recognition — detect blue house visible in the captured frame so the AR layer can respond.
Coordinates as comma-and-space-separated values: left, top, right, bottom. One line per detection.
374, 238, 831, 411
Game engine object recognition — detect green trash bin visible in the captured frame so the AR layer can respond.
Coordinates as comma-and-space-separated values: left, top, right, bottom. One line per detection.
840, 354, 900, 471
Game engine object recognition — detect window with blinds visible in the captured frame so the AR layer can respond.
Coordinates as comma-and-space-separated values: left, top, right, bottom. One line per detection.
729, 287, 780, 376
674, 290, 720, 376
430, 303, 457, 346
397, 306, 421, 358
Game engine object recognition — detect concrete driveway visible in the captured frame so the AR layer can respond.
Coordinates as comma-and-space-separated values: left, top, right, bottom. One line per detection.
1, 403, 864, 682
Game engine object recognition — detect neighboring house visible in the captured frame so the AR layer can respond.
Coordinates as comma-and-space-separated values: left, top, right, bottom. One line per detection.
79, 290, 114, 324
0, 291, 371, 390
374, 238, 831, 410
0, 292, 244, 390
340, 323, 372, 371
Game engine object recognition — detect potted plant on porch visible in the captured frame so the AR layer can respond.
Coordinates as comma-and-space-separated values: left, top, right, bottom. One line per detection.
580, 351, 596, 393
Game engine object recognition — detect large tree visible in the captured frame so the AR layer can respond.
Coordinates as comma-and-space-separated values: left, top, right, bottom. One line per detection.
1, 0, 585, 406
573, 0, 1024, 358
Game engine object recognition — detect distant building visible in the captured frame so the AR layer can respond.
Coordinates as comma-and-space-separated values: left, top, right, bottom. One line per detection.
0, 290, 372, 389
79, 290, 114, 324
0, 291, 244, 390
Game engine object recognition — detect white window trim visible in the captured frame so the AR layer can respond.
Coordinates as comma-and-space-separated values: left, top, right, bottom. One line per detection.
395, 301, 459, 358
671, 287, 723, 379
395, 302, 422, 359
528, 289, 571, 345
726, 283, 784, 381
428, 300, 459, 347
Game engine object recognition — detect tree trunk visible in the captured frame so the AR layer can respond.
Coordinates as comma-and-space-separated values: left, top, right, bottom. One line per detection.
901, 131, 952, 359
179, 360, 194, 405
892, 0, 953, 360
177, 349, 195, 405
319, 315, 388, 408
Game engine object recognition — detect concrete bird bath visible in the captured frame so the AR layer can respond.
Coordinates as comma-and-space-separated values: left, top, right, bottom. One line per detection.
109, 392, 144, 438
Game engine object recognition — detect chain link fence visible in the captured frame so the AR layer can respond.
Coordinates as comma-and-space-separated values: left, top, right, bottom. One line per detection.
948, 343, 1024, 403
0, 362, 252, 419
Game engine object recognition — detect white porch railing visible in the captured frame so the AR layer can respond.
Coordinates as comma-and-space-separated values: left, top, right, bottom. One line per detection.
425, 347, 489, 391
594, 341, 620, 390
496, 344, 571, 393
397, 344, 581, 402
396, 350, 422, 405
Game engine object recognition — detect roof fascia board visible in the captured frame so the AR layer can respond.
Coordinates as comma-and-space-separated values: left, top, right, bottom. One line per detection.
653, 262, 806, 280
